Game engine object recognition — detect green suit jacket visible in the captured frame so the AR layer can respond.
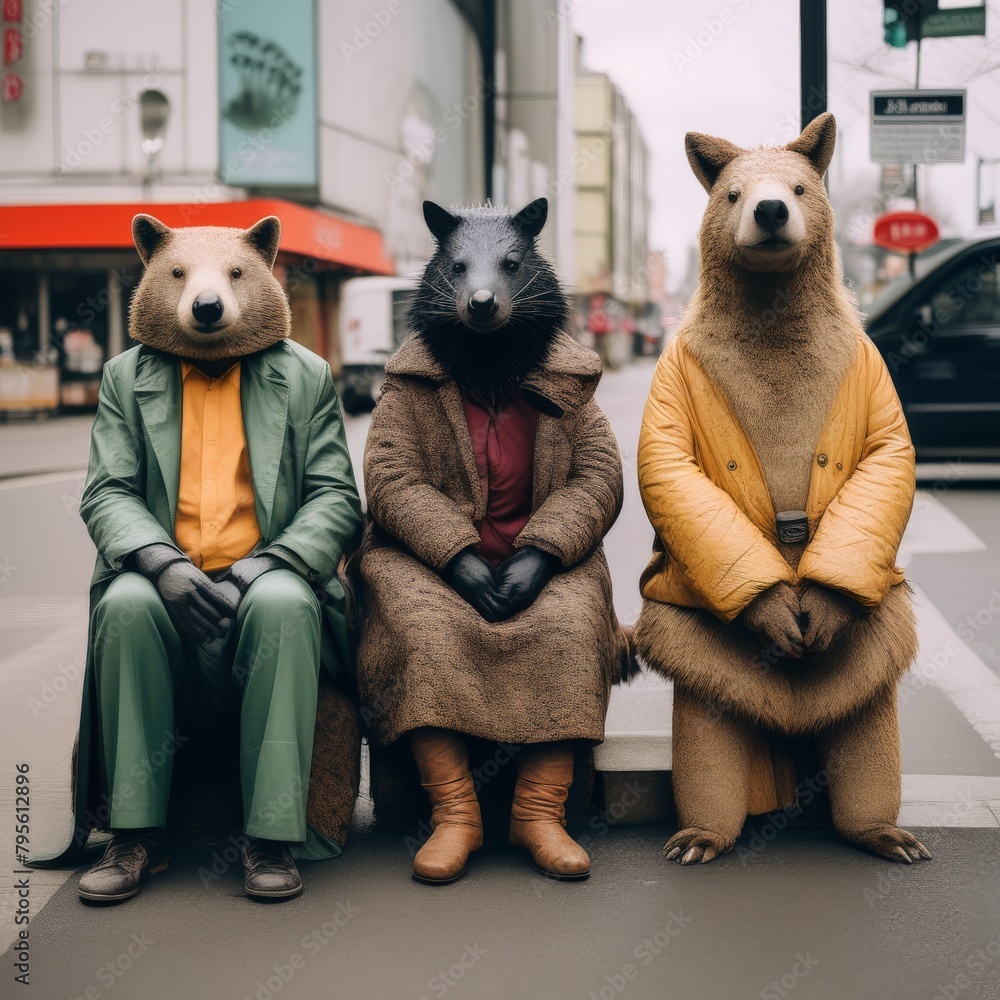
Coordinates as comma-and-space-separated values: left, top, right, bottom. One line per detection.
38, 339, 362, 864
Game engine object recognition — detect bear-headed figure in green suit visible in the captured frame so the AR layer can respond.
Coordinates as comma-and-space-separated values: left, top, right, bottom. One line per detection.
46, 214, 362, 902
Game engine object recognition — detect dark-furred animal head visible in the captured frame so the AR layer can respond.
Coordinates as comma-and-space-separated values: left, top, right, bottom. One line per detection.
686, 113, 837, 278
410, 198, 568, 409
128, 215, 291, 361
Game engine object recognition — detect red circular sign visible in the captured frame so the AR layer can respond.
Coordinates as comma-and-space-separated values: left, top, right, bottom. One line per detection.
1, 71, 22, 103
873, 211, 940, 254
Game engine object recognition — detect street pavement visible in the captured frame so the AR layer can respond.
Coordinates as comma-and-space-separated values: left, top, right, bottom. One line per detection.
1, 358, 1000, 999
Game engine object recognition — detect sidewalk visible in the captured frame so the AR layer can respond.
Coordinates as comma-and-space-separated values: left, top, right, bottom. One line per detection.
0, 410, 375, 487
0, 414, 93, 480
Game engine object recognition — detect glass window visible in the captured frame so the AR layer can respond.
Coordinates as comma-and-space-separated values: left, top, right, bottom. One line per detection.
0, 271, 39, 361
927, 256, 1000, 328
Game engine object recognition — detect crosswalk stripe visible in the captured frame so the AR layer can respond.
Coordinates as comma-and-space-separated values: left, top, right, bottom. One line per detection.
910, 584, 1000, 760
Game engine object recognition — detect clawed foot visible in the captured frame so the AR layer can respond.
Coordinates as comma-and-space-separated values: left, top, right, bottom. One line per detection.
662, 827, 731, 865
848, 825, 932, 864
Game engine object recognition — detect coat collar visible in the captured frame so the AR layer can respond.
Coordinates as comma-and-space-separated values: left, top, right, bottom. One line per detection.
385, 331, 603, 416
133, 342, 290, 536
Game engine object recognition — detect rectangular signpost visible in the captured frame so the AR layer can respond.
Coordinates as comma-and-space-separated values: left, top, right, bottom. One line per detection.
870, 90, 966, 165
919, 6, 986, 39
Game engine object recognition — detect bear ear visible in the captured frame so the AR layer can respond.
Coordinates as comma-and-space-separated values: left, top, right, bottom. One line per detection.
786, 112, 836, 178
243, 216, 282, 268
132, 214, 172, 266
422, 201, 461, 244
684, 133, 743, 193
513, 198, 548, 240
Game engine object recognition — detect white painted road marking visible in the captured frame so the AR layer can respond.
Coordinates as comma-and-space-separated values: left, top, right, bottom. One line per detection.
910, 584, 1000, 760
0, 469, 86, 492
898, 490, 986, 565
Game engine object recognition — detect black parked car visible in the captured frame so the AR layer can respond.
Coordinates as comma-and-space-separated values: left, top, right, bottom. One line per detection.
865, 234, 1000, 460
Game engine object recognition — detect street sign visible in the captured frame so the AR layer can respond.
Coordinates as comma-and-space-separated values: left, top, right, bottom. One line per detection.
873, 211, 940, 254
920, 6, 986, 38
870, 90, 966, 164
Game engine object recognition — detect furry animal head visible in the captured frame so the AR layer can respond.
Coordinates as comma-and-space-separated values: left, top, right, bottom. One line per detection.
409, 198, 568, 410
686, 113, 837, 277
128, 215, 291, 361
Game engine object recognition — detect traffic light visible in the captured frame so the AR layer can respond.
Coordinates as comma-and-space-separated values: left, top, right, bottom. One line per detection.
883, 0, 938, 47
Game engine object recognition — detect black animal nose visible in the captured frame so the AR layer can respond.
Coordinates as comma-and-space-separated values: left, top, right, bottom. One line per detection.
754, 199, 789, 234
468, 289, 497, 318
192, 294, 224, 327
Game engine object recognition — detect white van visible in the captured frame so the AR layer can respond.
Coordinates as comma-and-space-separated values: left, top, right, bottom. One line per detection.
338, 275, 416, 413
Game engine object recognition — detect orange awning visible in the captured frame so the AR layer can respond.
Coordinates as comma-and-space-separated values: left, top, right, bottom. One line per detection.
0, 198, 395, 275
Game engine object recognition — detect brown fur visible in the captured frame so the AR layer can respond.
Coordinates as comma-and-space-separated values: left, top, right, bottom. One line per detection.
129, 215, 291, 361
637, 115, 928, 864
307, 677, 362, 846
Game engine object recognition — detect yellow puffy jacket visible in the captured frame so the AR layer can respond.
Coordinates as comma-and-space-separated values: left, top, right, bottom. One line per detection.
637, 333, 915, 623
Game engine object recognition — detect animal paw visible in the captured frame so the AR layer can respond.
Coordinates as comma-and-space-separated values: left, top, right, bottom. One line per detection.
848, 825, 932, 863
799, 583, 857, 652
740, 583, 804, 659
662, 827, 731, 865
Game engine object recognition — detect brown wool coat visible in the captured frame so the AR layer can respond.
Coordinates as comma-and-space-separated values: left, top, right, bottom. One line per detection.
356, 332, 628, 748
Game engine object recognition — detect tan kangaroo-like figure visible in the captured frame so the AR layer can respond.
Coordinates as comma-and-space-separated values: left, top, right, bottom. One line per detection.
634, 114, 930, 866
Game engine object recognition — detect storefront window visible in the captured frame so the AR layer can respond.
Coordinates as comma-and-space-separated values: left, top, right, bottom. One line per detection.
49, 271, 109, 407
0, 271, 40, 362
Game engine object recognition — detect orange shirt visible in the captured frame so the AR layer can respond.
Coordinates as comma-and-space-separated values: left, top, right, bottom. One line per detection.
175, 361, 260, 572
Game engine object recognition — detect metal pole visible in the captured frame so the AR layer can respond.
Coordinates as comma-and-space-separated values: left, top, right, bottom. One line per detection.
913, 13, 922, 208
799, 0, 827, 131
976, 156, 981, 225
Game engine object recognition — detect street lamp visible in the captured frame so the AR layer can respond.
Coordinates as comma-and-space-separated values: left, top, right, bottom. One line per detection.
139, 89, 170, 194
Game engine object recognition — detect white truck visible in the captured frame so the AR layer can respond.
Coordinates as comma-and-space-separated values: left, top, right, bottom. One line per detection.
338, 275, 416, 414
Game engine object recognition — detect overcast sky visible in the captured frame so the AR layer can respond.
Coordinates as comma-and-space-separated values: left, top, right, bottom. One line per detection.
572, 0, 1000, 290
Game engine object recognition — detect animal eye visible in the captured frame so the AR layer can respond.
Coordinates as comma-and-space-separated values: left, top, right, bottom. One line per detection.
794, 184, 805, 196
171, 266, 184, 279
727, 191, 739, 203
231, 267, 242, 279
504, 259, 519, 274
452, 262, 466, 275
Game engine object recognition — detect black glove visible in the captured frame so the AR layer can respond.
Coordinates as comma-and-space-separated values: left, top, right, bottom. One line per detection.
223, 553, 286, 598
492, 546, 560, 621
129, 543, 237, 647
442, 548, 502, 623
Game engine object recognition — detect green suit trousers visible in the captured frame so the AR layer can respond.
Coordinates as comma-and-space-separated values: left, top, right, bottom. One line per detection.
91, 568, 321, 842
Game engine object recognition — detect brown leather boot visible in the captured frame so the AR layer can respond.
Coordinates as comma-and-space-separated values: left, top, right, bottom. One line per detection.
509, 743, 590, 880
409, 728, 483, 884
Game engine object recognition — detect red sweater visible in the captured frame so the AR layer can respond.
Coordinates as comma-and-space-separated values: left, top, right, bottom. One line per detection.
462, 394, 539, 566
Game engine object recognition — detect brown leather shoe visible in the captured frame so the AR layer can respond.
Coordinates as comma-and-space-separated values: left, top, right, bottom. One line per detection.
409, 728, 483, 884
509, 743, 590, 880
241, 837, 303, 900
78, 832, 168, 903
